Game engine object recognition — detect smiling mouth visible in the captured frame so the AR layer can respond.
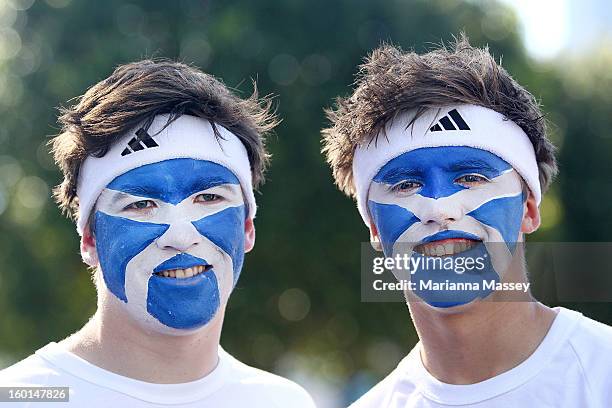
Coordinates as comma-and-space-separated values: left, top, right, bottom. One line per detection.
153, 265, 213, 279
414, 239, 481, 257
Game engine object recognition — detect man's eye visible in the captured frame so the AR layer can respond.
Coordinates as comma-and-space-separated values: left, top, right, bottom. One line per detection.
195, 193, 221, 203
456, 174, 490, 185
391, 180, 421, 192
125, 200, 156, 210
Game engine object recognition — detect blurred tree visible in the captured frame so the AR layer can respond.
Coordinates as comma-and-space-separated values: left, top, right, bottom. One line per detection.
0, 0, 609, 406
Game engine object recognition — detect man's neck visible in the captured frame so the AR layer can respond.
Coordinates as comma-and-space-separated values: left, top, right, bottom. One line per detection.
409, 300, 557, 385
60, 294, 224, 384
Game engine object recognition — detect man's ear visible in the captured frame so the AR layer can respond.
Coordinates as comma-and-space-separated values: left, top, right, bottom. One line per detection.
80, 224, 99, 267
521, 191, 541, 234
244, 217, 256, 253
369, 222, 383, 252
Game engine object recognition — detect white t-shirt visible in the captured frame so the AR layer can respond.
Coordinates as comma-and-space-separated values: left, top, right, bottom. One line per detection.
0, 343, 316, 408
350, 307, 612, 408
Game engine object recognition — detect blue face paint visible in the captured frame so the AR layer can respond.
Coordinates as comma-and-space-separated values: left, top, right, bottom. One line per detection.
94, 158, 246, 330
369, 202, 419, 256
467, 195, 524, 252
107, 159, 235, 205
95, 212, 169, 302
368, 147, 524, 308
192, 206, 246, 286
147, 263, 220, 330
410, 243, 498, 308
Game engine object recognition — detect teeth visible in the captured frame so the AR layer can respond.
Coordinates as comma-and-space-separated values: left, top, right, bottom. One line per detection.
157, 265, 210, 279
416, 240, 478, 257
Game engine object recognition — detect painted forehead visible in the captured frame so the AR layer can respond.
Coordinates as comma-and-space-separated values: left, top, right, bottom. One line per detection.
106, 158, 241, 204
374, 146, 512, 184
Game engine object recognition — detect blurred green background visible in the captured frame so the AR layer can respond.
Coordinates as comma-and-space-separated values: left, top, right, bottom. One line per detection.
0, 0, 610, 406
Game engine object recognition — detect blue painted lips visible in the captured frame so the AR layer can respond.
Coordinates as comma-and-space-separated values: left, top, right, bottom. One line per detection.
153, 253, 210, 274
152, 253, 213, 287
419, 230, 482, 245
147, 269, 220, 329
150, 270, 212, 286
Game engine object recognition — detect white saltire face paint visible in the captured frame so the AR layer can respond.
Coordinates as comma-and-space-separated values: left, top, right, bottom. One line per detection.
368, 146, 525, 308
353, 106, 539, 308
93, 158, 246, 333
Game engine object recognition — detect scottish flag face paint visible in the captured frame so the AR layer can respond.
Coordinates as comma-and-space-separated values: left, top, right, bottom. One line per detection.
368, 147, 525, 308
93, 158, 246, 332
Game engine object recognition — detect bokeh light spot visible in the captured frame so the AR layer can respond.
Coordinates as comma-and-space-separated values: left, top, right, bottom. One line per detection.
268, 54, 299, 86
539, 192, 562, 231
15, 175, 48, 210
278, 288, 311, 321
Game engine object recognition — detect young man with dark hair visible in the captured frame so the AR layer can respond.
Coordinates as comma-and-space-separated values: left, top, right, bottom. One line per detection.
0, 60, 315, 407
322, 38, 612, 407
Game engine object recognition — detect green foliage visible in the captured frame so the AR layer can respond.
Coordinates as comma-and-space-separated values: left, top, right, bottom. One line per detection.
0, 0, 610, 403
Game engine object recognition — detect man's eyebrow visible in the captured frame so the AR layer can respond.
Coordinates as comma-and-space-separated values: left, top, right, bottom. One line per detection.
377, 167, 423, 183
203, 183, 239, 192
196, 176, 235, 189
108, 190, 149, 204
107, 179, 239, 203
446, 159, 499, 172
110, 186, 155, 199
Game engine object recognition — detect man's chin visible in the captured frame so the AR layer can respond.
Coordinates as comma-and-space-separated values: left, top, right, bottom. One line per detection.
104, 289, 224, 336
405, 290, 489, 314
125, 308, 222, 336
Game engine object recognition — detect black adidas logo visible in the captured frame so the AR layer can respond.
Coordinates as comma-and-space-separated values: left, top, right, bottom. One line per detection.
429, 109, 470, 132
121, 128, 159, 156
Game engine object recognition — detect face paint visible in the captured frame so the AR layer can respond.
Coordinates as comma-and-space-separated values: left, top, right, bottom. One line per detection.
93, 158, 245, 332
368, 147, 524, 308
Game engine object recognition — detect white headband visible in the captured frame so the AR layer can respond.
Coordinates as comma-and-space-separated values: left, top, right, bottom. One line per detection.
76, 114, 256, 235
353, 105, 541, 226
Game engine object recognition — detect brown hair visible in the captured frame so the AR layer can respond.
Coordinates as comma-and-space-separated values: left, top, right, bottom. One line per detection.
51, 59, 278, 221
322, 35, 557, 198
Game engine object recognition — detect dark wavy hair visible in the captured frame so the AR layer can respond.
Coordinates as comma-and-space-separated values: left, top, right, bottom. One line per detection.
322, 35, 557, 198
51, 59, 278, 221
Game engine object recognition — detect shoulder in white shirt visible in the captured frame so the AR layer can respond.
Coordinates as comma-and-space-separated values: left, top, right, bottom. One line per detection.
349, 307, 612, 408
0, 342, 316, 408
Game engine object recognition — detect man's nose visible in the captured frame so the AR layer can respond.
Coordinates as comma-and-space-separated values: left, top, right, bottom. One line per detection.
420, 198, 463, 227
156, 220, 203, 252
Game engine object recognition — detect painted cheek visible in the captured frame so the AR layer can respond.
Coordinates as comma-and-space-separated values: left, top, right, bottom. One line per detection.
467, 193, 524, 251
94, 211, 169, 302
192, 205, 246, 286
368, 200, 419, 257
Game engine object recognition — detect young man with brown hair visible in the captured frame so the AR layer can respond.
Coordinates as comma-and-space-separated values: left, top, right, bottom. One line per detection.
0, 60, 315, 407
322, 37, 612, 407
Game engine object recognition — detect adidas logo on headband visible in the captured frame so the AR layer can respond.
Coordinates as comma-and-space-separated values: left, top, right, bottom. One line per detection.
120, 128, 159, 156
430, 109, 471, 132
